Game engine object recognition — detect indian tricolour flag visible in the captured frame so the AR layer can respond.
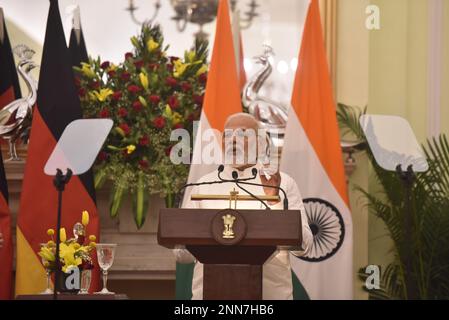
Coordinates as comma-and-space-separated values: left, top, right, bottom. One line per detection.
280, 0, 353, 300
177, 0, 242, 299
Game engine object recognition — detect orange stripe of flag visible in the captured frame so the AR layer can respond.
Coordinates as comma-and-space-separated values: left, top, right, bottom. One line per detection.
291, 0, 349, 205
202, 0, 242, 131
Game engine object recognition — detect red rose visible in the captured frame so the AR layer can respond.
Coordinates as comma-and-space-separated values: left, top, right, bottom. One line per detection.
166, 77, 177, 87
193, 94, 204, 106
78, 87, 86, 97
118, 108, 128, 117
139, 159, 149, 169
98, 151, 108, 161
132, 101, 143, 111
165, 146, 173, 156
134, 59, 144, 69
173, 123, 184, 130
100, 61, 110, 69
199, 73, 208, 84
99, 109, 110, 118
181, 82, 192, 92
91, 81, 100, 89
112, 91, 122, 101
128, 85, 141, 94
148, 63, 159, 71
139, 136, 150, 146
74, 77, 81, 87
149, 95, 161, 105
107, 70, 116, 78
125, 52, 133, 60
119, 123, 131, 135
168, 95, 179, 109
166, 64, 174, 72
153, 116, 166, 129
121, 72, 131, 81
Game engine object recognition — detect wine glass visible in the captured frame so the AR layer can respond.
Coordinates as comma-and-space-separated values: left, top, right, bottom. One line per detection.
95, 243, 117, 294
39, 243, 53, 295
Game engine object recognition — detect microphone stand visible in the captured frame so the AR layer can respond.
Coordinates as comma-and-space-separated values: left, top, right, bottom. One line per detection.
235, 180, 289, 210
176, 166, 261, 207
218, 168, 270, 210
52, 168, 73, 301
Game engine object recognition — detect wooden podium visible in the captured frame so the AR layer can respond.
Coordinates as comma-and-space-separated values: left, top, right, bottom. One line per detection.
158, 208, 302, 300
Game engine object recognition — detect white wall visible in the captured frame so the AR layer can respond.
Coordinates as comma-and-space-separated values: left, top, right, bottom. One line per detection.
2, 0, 310, 105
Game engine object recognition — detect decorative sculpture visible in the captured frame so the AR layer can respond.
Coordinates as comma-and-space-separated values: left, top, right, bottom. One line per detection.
242, 45, 289, 147
0, 44, 38, 161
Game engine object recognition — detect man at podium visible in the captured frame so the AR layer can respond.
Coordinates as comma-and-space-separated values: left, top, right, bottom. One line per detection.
174, 113, 313, 300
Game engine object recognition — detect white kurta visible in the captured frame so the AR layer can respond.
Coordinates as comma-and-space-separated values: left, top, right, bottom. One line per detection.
174, 165, 313, 300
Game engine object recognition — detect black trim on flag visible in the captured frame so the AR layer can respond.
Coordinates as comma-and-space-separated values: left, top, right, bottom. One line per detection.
37, 0, 96, 202
0, 17, 21, 100
69, 27, 89, 67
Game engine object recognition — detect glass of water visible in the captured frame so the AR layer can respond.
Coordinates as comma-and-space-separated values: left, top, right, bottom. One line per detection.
39, 243, 53, 295
94, 243, 117, 294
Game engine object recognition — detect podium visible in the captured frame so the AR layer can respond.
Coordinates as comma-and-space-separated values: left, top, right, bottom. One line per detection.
158, 208, 302, 300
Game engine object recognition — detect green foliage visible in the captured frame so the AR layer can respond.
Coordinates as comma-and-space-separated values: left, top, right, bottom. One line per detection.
338, 103, 449, 299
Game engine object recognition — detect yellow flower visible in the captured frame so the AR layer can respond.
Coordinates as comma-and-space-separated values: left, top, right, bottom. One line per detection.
38, 246, 55, 262
47, 240, 55, 247
59, 228, 67, 243
186, 50, 196, 63
172, 112, 183, 125
47, 229, 55, 236
82, 210, 90, 226
81, 62, 96, 78
60, 243, 82, 272
89, 235, 96, 242
164, 104, 173, 118
108, 63, 117, 71
196, 64, 208, 76
126, 145, 136, 154
131, 36, 140, 48
138, 96, 148, 107
147, 37, 160, 52
139, 72, 149, 90
73, 243, 81, 250
93, 88, 113, 102
173, 60, 188, 78
89, 242, 97, 248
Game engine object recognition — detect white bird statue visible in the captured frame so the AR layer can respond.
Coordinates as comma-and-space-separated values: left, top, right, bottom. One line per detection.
242, 45, 289, 148
0, 44, 38, 161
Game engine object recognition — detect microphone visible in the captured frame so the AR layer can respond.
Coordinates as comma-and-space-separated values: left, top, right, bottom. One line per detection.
218, 168, 270, 210
176, 166, 257, 207
176, 178, 227, 207
218, 165, 257, 182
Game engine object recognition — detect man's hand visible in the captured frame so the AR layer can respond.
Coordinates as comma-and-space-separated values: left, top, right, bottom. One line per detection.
260, 172, 281, 204
0, 232, 3, 249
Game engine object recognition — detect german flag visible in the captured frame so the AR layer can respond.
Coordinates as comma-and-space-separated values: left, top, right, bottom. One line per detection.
0, 8, 19, 300
15, 0, 99, 295
0, 8, 21, 109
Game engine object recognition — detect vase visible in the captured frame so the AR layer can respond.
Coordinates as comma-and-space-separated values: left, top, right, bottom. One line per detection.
79, 269, 92, 294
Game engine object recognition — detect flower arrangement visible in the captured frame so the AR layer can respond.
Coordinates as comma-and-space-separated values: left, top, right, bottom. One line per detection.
38, 211, 97, 274
74, 25, 208, 228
